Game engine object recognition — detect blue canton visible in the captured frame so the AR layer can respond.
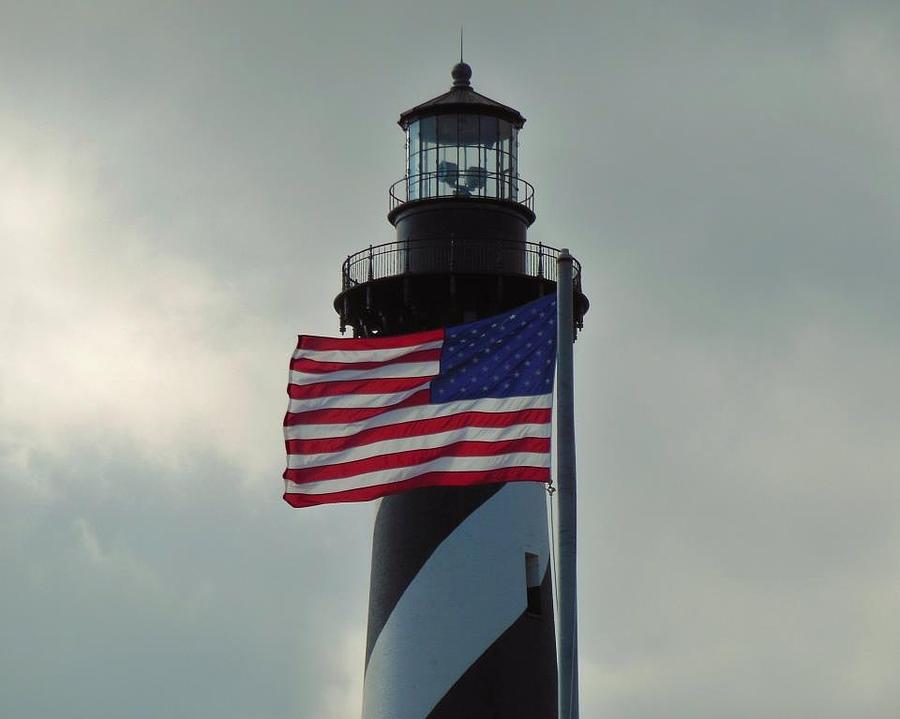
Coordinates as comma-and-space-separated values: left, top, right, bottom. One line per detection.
431, 294, 557, 403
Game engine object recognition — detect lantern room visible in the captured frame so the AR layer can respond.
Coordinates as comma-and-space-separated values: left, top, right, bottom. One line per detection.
391, 62, 529, 210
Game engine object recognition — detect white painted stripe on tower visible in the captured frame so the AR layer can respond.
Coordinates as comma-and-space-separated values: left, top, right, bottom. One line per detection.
361, 481, 551, 719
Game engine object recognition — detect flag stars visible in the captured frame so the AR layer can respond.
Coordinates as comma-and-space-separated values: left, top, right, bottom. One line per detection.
435, 296, 555, 401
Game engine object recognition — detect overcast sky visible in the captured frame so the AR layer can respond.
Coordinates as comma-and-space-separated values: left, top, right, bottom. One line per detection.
2, 1, 898, 717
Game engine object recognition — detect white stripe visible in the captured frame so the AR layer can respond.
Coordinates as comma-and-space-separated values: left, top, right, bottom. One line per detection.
288, 360, 439, 386
284, 393, 552, 439
286, 422, 551, 469
284, 451, 549, 496
286, 385, 430, 414
361, 483, 551, 719
293, 339, 443, 363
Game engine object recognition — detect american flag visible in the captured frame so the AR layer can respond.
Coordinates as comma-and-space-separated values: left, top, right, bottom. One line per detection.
283, 294, 557, 507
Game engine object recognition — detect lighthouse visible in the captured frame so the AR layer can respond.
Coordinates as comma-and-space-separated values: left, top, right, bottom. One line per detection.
334, 61, 587, 719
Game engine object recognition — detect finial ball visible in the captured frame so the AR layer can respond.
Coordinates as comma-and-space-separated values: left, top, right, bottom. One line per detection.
451, 62, 472, 87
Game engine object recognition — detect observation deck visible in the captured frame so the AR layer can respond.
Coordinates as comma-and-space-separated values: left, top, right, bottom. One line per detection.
335, 238, 588, 336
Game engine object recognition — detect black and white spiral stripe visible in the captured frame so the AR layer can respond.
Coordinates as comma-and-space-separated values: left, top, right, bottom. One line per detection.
362, 481, 558, 718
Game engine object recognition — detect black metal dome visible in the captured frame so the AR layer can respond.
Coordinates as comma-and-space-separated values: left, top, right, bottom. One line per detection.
398, 63, 525, 129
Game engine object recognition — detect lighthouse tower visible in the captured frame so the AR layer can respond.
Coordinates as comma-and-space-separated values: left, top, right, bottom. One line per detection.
335, 62, 587, 719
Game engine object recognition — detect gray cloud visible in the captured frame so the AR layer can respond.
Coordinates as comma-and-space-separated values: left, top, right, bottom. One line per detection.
1, 2, 898, 717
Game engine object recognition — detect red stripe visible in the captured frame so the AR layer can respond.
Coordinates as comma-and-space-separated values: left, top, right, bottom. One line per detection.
283, 466, 550, 507
288, 376, 433, 400
286, 408, 552, 454
298, 329, 444, 352
283, 389, 432, 426
290, 347, 441, 374
284, 437, 550, 483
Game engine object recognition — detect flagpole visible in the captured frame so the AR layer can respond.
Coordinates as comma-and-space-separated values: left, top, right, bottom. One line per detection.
556, 249, 579, 719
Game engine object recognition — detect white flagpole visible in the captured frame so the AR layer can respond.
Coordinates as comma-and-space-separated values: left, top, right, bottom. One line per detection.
556, 249, 579, 719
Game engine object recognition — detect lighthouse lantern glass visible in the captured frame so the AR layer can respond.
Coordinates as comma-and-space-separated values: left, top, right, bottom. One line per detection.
406, 113, 518, 202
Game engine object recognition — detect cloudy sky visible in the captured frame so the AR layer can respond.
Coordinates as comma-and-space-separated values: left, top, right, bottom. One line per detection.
2, 1, 898, 717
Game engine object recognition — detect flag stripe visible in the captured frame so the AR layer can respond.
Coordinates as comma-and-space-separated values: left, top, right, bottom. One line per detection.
286, 408, 553, 453
287, 422, 551, 470
285, 437, 550, 483
291, 347, 442, 374
296, 330, 443, 353
289, 359, 439, 386
285, 394, 551, 436
283, 466, 549, 507
285, 454, 550, 496
293, 340, 443, 364
287, 375, 433, 400
284, 387, 431, 428
286, 386, 430, 415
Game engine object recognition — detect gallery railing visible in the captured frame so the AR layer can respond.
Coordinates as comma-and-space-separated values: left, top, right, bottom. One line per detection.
389, 170, 535, 212
341, 239, 581, 293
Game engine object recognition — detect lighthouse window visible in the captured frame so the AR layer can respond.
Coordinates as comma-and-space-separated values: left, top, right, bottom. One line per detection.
407, 120, 420, 199
437, 142, 458, 190
459, 113, 479, 145
404, 114, 519, 203
479, 115, 499, 148
437, 114, 458, 145
525, 552, 542, 616
417, 115, 437, 151
407, 120, 419, 175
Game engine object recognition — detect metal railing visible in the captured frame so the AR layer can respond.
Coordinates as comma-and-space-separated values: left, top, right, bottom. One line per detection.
341, 239, 581, 293
389, 171, 535, 212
